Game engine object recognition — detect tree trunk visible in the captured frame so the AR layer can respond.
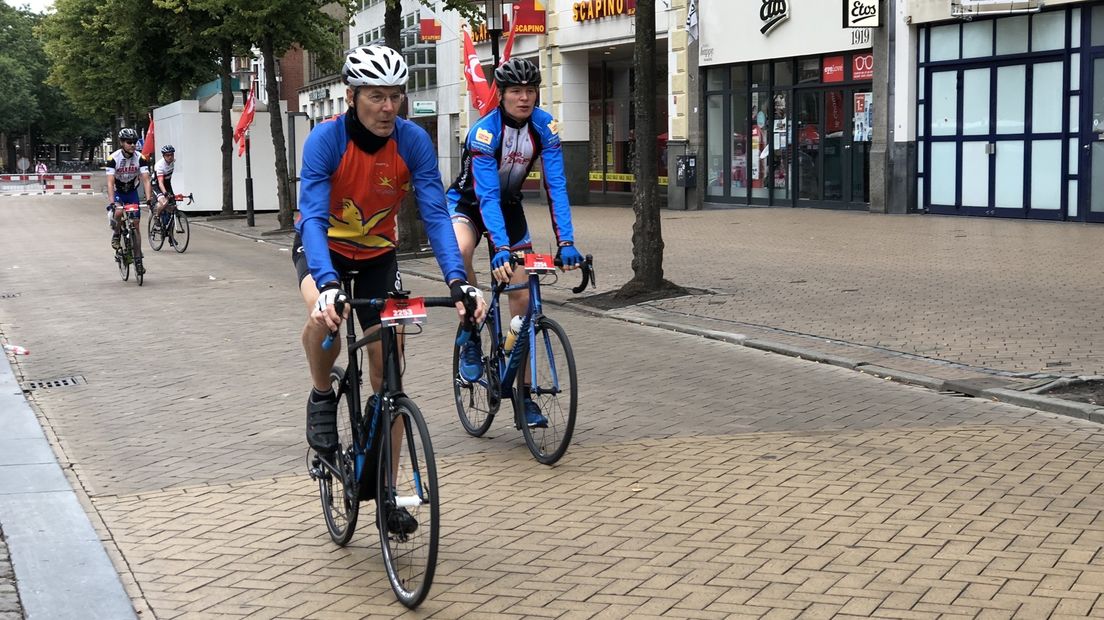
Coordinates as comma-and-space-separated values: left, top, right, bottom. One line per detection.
625, 0, 663, 291
385, 1, 428, 253
262, 35, 294, 230
219, 46, 234, 215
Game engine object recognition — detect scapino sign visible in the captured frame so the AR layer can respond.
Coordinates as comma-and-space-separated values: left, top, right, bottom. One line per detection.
572, 0, 636, 23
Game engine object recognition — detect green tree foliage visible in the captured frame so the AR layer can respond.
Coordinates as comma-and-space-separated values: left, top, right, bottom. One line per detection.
39, 0, 219, 123
0, 5, 44, 134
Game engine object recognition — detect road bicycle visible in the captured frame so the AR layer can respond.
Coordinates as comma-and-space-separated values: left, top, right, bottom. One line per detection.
453, 250, 595, 465
148, 193, 192, 253
307, 277, 476, 608
113, 203, 144, 286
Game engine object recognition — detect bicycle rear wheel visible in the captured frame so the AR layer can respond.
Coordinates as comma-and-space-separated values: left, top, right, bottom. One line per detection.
171, 211, 190, 253
518, 317, 577, 465
319, 367, 360, 546
452, 323, 498, 437
147, 213, 165, 251
377, 396, 438, 609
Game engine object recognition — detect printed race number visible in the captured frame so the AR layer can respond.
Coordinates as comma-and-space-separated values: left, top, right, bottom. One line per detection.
381, 297, 427, 326
524, 253, 556, 274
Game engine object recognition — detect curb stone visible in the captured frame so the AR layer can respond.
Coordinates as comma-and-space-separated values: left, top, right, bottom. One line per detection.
982, 388, 1104, 424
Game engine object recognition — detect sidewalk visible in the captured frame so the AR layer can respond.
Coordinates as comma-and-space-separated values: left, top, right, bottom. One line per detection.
195, 206, 1104, 423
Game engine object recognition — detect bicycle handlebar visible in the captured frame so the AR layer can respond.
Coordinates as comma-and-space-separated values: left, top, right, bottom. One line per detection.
321, 293, 473, 350
505, 253, 596, 294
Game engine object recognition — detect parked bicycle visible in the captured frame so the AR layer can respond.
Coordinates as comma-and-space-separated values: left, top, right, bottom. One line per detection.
307, 278, 477, 608
148, 193, 192, 253
113, 203, 144, 286
453, 249, 595, 465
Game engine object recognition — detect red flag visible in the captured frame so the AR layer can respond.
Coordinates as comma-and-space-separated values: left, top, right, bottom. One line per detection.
141, 114, 156, 158
234, 83, 256, 157
462, 29, 494, 115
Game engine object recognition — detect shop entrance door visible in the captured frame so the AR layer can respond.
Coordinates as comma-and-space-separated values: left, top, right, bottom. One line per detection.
1083, 55, 1104, 222
794, 88, 869, 208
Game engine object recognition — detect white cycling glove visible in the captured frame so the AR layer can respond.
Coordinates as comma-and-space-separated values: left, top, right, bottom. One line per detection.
315, 287, 343, 314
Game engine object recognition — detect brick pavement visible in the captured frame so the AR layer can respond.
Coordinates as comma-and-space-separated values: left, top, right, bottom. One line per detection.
2, 196, 1104, 618
0, 524, 20, 620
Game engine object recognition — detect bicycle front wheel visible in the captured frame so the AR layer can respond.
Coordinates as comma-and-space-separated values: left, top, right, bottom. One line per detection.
131, 228, 143, 286
147, 213, 165, 251
377, 396, 438, 609
171, 211, 190, 253
319, 367, 360, 546
452, 323, 498, 437
518, 317, 577, 465
117, 247, 130, 281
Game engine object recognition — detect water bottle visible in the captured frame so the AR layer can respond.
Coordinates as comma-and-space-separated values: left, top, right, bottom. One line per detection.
503, 315, 524, 352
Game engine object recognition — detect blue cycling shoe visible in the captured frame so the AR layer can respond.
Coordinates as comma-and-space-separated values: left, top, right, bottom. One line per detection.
459, 338, 483, 382
524, 398, 548, 428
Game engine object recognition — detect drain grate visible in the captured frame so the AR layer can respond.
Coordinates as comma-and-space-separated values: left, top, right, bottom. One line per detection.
23, 375, 87, 390
0, 292, 19, 299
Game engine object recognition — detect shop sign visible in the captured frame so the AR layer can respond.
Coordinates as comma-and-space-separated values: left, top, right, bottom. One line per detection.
759, 0, 789, 35
852, 53, 874, 80
309, 89, 329, 102
411, 101, 437, 117
843, 0, 879, 28
573, 0, 636, 23
515, 0, 547, 34
823, 55, 845, 83
470, 16, 510, 43
419, 19, 442, 41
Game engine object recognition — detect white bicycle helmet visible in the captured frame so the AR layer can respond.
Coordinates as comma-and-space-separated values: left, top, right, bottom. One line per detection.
343, 45, 408, 87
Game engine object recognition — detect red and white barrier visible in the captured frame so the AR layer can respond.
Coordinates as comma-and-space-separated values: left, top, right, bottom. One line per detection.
1, 173, 97, 195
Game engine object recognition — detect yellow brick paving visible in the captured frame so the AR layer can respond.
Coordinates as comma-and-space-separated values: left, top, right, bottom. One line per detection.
3, 197, 1104, 618
94, 426, 1104, 619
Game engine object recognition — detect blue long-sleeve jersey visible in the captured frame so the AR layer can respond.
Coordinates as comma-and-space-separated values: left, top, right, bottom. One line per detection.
446, 107, 575, 250
295, 114, 466, 288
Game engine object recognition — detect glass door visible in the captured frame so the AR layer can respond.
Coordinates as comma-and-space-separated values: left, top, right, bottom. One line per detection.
1085, 55, 1104, 222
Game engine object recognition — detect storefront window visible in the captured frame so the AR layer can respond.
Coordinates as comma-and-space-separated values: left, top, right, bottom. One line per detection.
996, 16, 1029, 55
751, 63, 769, 88
707, 66, 727, 91
931, 71, 958, 136
774, 61, 793, 86
996, 65, 1026, 133
1031, 140, 1062, 210
1032, 11, 1065, 51
962, 21, 993, 58
995, 141, 1025, 208
732, 88, 749, 197
707, 94, 725, 197
750, 91, 770, 198
1032, 62, 1063, 133
798, 58, 819, 83
797, 91, 820, 200
930, 25, 960, 61
771, 91, 790, 199
963, 68, 991, 135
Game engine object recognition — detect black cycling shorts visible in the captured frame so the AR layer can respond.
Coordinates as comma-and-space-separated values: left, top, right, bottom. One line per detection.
293, 234, 402, 330
452, 200, 532, 250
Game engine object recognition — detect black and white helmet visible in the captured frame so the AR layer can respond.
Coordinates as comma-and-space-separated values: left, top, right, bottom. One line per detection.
343, 45, 408, 87
494, 58, 541, 89
118, 127, 139, 142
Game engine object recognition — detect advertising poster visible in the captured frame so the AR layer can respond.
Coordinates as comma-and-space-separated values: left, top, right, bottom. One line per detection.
853, 92, 872, 142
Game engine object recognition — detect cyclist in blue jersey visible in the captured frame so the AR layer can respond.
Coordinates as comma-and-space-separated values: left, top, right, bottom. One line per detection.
446, 57, 585, 429
296, 45, 486, 465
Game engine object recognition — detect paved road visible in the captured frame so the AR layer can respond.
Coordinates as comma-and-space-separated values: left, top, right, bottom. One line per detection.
2, 195, 1104, 618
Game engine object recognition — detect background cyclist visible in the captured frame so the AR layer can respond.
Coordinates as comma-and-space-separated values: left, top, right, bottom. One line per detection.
445, 57, 585, 429
104, 127, 153, 275
295, 45, 486, 481
151, 144, 176, 225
